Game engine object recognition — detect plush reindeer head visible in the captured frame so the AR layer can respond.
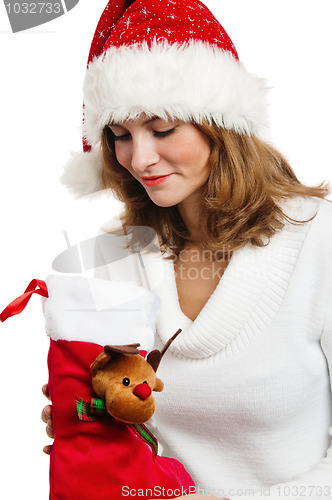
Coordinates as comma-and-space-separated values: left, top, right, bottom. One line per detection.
90, 329, 181, 424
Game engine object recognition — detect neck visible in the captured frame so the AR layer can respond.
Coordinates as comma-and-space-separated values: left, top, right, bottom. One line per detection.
177, 195, 202, 243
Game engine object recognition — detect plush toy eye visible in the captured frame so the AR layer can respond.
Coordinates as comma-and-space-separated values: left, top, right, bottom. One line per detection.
143, 381, 148, 385
122, 378, 130, 386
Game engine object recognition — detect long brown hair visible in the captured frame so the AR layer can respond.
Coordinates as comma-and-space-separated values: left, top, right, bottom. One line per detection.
101, 122, 330, 255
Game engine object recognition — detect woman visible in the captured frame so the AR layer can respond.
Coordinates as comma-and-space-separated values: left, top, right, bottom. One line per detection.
43, 0, 332, 498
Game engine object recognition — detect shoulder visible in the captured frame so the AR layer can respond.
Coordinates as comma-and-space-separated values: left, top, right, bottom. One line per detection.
274, 196, 332, 278
283, 197, 332, 283
310, 197, 332, 229
98, 217, 123, 234
94, 218, 165, 289
281, 196, 332, 242
302, 197, 332, 245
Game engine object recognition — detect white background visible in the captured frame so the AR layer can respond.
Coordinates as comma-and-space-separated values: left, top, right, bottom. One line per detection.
0, 1, 331, 498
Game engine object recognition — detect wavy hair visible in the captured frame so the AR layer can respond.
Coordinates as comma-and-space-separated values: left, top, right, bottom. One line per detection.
100, 122, 330, 256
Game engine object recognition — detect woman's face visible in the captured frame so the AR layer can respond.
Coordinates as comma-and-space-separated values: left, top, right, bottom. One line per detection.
108, 114, 211, 208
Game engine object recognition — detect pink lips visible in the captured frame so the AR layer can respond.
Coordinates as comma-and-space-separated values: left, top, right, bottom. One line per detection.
141, 174, 172, 186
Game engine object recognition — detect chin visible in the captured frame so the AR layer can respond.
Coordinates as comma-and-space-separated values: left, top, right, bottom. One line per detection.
152, 200, 177, 208
147, 194, 183, 208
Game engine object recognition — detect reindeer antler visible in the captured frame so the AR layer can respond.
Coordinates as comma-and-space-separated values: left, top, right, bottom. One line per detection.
146, 329, 182, 372
103, 343, 141, 356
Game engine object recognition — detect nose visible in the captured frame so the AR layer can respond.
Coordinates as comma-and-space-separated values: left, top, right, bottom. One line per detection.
133, 383, 152, 400
131, 135, 159, 174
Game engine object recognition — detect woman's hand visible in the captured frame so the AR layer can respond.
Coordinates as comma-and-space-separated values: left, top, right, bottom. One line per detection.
41, 384, 53, 455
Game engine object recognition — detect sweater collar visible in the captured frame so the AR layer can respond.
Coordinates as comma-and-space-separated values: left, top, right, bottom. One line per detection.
154, 197, 320, 359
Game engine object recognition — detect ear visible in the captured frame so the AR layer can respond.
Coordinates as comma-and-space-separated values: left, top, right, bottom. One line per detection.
90, 352, 111, 377
146, 329, 182, 372
146, 350, 162, 372
153, 377, 164, 393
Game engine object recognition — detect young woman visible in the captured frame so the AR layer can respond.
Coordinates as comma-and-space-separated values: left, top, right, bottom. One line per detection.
43, 1, 332, 498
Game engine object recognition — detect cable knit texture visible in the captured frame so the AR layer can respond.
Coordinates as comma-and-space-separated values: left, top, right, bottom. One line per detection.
95, 196, 332, 500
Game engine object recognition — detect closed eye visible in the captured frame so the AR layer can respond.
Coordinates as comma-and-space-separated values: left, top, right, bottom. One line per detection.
154, 128, 176, 138
112, 128, 176, 142
113, 133, 131, 142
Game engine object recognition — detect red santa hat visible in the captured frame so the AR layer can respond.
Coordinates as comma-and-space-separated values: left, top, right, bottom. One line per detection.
62, 0, 269, 197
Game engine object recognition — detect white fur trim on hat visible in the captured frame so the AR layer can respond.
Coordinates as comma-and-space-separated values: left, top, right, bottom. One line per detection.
83, 41, 270, 148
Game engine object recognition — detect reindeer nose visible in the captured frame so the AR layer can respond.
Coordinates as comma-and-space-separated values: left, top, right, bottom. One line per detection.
133, 383, 152, 400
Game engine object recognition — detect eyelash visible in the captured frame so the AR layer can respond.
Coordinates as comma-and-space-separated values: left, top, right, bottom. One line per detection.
113, 128, 176, 142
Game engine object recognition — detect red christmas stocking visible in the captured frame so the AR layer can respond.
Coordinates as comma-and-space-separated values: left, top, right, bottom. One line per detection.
1, 275, 195, 499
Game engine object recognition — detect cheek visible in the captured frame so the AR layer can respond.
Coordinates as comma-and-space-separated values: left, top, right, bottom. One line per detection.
114, 143, 131, 170
195, 144, 211, 173
171, 130, 211, 170
192, 132, 211, 167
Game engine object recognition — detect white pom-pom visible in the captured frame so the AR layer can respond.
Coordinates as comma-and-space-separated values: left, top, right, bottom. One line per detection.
61, 148, 105, 198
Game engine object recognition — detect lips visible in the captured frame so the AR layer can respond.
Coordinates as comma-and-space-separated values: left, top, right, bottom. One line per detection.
141, 174, 172, 186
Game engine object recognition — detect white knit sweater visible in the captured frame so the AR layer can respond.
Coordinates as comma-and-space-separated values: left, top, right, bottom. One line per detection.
96, 196, 332, 500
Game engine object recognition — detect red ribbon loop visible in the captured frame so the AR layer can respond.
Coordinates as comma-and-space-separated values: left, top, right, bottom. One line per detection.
0, 279, 48, 323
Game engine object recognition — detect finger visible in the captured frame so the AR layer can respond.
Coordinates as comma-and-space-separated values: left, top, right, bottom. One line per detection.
46, 419, 54, 439
42, 384, 51, 400
41, 405, 52, 423
43, 444, 53, 455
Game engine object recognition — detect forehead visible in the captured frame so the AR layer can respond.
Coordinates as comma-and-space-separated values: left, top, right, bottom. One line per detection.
112, 354, 154, 374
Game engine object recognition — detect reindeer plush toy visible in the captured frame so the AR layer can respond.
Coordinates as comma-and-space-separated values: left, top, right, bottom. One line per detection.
76, 331, 181, 451
93, 340, 170, 414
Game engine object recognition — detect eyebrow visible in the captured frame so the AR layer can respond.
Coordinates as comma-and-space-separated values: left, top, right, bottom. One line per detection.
108, 116, 161, 128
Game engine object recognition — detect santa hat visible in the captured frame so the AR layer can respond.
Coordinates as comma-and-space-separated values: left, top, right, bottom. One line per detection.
62, 0, 269, 197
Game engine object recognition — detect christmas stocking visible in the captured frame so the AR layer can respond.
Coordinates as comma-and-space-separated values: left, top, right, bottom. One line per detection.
0, 275, 195, 499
